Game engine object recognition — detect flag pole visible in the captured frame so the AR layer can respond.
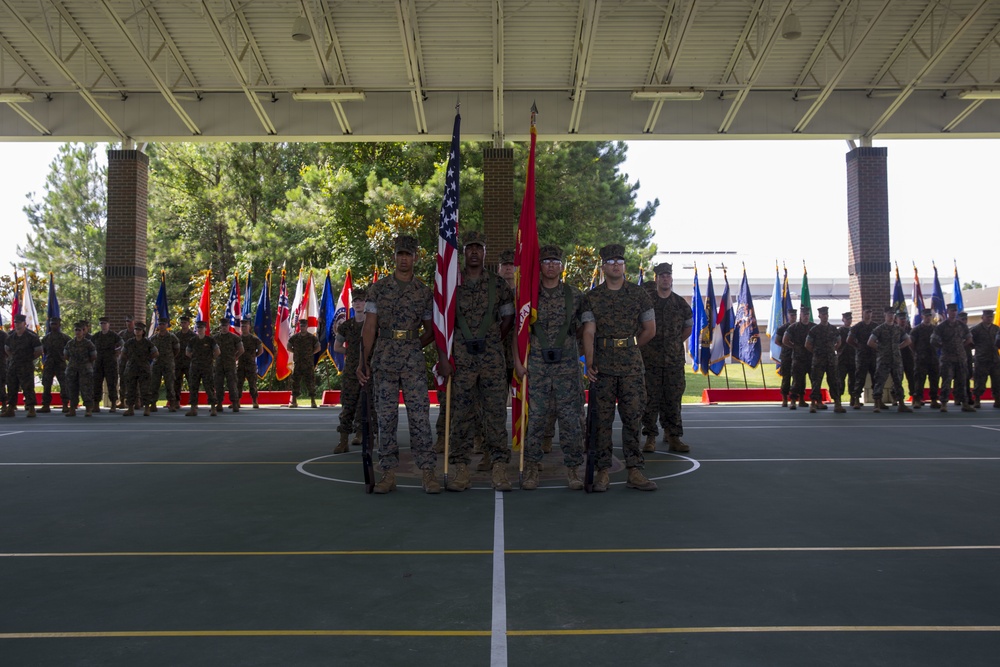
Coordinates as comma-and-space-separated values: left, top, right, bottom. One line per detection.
724, 362, 731, 389
518, 373, 528, 487
741, 359, 749, 389
760, 363, 767, 389
443, 376, 452, 489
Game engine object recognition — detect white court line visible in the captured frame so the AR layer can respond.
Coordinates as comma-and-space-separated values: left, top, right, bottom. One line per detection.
12, 429, 333, 433
971, 425, 1000, 432
0, 431, 24, 438
685, 424, 1000, 430
491, 491, 508, 667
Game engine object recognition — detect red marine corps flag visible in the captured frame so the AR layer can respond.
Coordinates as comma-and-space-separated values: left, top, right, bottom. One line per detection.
511, 104, 540, 455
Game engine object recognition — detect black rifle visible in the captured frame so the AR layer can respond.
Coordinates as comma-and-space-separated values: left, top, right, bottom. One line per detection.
584, 379, 598, 493
359, 340, 375, 494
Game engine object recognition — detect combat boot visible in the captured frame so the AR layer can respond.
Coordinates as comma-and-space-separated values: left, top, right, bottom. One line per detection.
666, 435, 690, 453
447, 463, 471, 492
541, 436, 552, 454
781, 395, 788, 408
233, 403, 240, 412
310, 399, 317, 409
476, 455, 492, 472
334, 432, 350, 454
897, 401, 913, 413
788, 398, 797, 410
26, 406, 36, 418
973, 397, 982, 409
289, 398, 298, 408
66, 407, 76, 417
491, 463, 512, 492
210, 405, 218, 417
592, 469, 610, 492
150, 405, 158, 412
798, 399, 809, 408
0, 405, 13, 418
143, 404, 151, 416
818, 402, 828, 410
872, 398, 883, 413
185, 407, 198, 417
252, 400, 260, 409
911, 398, 923, 409
930, 399, 942, 409
422, 469, 442, 494
961, 403, 977, 413
642, 434, 656, 453
434, 434, 445, 454
38, 405, 51, 413
626, 467, 657, 491
61, 405, 69, 413
168, 402, 177, 413
939, 401, 948, 413
85, 407, 92, 417
92, 404, 100, 414
852, 398, 862, 410
351, 431, 362, 445
566, 466, 584, 491
833, 402, 846, 414
108, 405, 117, 414
809, 401, 817, 413
520, 465, 539, 491
123, 406, 134, 416
374, 470, 397, 494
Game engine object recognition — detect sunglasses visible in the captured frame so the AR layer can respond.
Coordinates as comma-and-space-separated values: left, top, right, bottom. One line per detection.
603, 259, 625, 266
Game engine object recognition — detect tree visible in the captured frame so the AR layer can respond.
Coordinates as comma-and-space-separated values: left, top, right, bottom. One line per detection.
17, 143, 106, 325
963, 280, 983, 291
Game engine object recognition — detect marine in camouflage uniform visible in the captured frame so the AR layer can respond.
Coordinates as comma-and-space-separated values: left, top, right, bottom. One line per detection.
237, 319, 263, 409
774, 317, 794, 406
288, 318, 319, 408
149, 320, 181, 412
867, 307, 912, 413
0, 327, 7, 413
358, 234, 440, 494
334, 288, 366, 453
909, 308, 940, 408
121, 321, 158, 416
805, 307, 844, 413
896, 312, 916, 401
185, 321, 220, 416
836, 312, 856, 407
969, 309, 1000, 408
582, 244, 658, 493
514, 245, 592, 491
91, 317, 123, 412
847, 307, 877, 407
782, 308, 813, 408
117, 316, 135, 408
931, 303, 974, 412
62, 321, 97, 417
39, 317, 71, 413
173, 316, 197, 410
213, 317, 245, 412
1, 315, 43, 418
641, 261, 693, 452
959, 312, 975, 405
436, 231, 515, 492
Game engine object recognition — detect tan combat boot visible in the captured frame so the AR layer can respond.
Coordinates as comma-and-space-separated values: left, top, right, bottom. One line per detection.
939, 401, 948, 413
123, 406, 134, 416
334, 432, 350, 454
0, 405, 13, 418
168, 402, 177, 413
781, 396, 788, 407
38, 405, 51, 414
961, 403, 977, 413
541, 436, 553, 454
422, 470, 442, 494
374, 470, 397, 494
185, 407, 198, 417
150, 404, 158, 412
84, 407, 92, 417
520, 465, 539, 491
108, 405, 117, 414
252, 400, 260, 409
491, 463, 512, 492
788, 398, 797, 410
143, 405, 151, 416
833, 402, 846, 414
66, 407, 76, 417
592, 469, 610, 492
26, 406, 37, 418
310, 399, 317, 409
210, 405, 218, 416
288, 398, 298, 408
642, 434, 656, 453
626, 468, 657, 491
872, 398, 883, 413
897, 400, 913, 413
566, 466, 584, 491
809, 401, 817, 414
666, 435, 690, 453
351, 431, 362, 445
447, 463, 471, 492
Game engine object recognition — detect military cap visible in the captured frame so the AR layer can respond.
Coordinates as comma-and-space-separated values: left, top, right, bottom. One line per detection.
653, 262, 672, 275
74, 320, 87, 329
817, 306, 829, 314
894, 311, 907, 319
984, 309, 995, 317
922, 308, 934, 316
99, 316, 110, 323
861, 306, 873, 312
498, 249, 515, 265
298, 317, 309, 323
461, 230, 487, 248
882, 306, 896, 314
158, 318, 170, 326
240, 318, 251, 326
219, 315, 230, 324
394, 235, 419, 254
599, 244, 626, 261
179, 314, 192, 322
233, 318, 241, 326
539, 245, 563, 261
958, 311, 968, 319
124, 315, 134, 321
13, 314, 26, 323
133, 321, 146, 330
842, 311, 852, 319
946, 302, 958, 311
49, 316, 61, 323
196, 320, 208, 329
352, 287, 368, 301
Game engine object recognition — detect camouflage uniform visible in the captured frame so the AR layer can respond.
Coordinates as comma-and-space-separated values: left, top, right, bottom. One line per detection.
214, 327, 243, 407
898, 319, 916, 399
785, 320, 813, 403
117, 325, 135, 406
806, 320, 841, 403
122, 335, 157, 407
186, 334, 219, 408
335, 318, 364, 434
641, 285, 693, 440
524, 281, 592, 467
173, 327, 197, 402
63, 336, 97, 410
849, 319, 878, 401
869, 321, 907, 404
91, 328, 123, 406
288, 328, 319, 401
5, 328, 42, 409
366, 275, 435, 472
969, 318, 999, 405
40, 327, 70, 409
0, 330, 7, 409
933, 318, 971, 406
149, 330, 181, 405
836, 318, 856, 404
774, 321, 793, 401
238, 332, 262, 405
446, 268, 514, 466
589, 280, 654, 471
909, 319, 940, 405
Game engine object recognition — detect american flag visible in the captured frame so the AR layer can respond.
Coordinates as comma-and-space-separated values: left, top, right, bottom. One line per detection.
224, 271, 242, 334
433, 112, 461, 389
274, 269, 292, 381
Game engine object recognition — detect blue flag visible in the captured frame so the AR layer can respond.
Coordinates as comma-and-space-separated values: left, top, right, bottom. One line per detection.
732, 268, 762, 368
952, 262, 964, 313
254, 271, 275, 379
891, 265, 906, 315
242, 270, 253, 322
701, 268, 717, 375
709, 269, 732, 375
768, 264, 783, 363
46, 272, 60, 334
688, 266, 709, 373
155, 272, 169, 324
317, 270, 338, 367
931, 263, 946, 321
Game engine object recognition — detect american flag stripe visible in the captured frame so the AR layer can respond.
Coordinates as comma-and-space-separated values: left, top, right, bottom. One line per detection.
433, 113, 461, 387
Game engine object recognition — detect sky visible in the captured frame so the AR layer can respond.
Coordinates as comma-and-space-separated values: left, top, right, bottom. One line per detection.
1, 137, 997, 289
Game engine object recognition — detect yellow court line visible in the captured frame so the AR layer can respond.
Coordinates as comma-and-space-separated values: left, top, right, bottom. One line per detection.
505, 545, 1000, 554
2, 626, 999, 640
0, 550, 493, 557
0, 461, 355, 466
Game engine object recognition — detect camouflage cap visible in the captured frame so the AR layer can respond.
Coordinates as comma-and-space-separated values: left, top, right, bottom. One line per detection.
240, 318, 251, 326
817, 306, 829, 314
922, 308, 934, 316
158, 318, 171, 326
894, 311, 907, 319
99, 316, 110, 323
13, 314, 26, 323
74, 320, 88, 329
653, 262, 672, 275
461, 230, 487, 248
394, 234, 419, 254
539, 245, 563, 261
599, 244, 626, 261
958, 311, 968, 319
352, 287, 368, 301
842, 311, 853, 319
882, 306, 896, 314
219, 315, 230, 324
196, 320, 208, 329
984, 309, 995, 317
133, 321, 146, 330
179, 313, 192, 322
498, 249, 515, 265
124, 315, 134, 321
946, 302, 958, 311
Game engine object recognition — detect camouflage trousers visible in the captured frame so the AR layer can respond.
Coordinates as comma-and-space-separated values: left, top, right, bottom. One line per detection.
93, 355, 119, 405
236, 362, 258, 402
290, 365, 316, 400
790, 355, 812, 400
778, 353, 793, 397
853, 354, 877, 399
187, 364, 216, 408
150, 362, 176, 403
338, 373, 361, 434
594, 374, 646, 471
810, 355, 841, 402
215, 363, 239, 406
525, 368, 584, 467
872, 359, 904, 403
42, 360, 67, 407
0, 363, 6, 405
939, 359, 969, 405
65, 366, 94, 408
901, 351, 915, 398
446, 356, 510, 466
174, 364, 191, 404
973, 360, 999, 402
372, 369, 435, 471
7, 362, 36, 407
836, 355, 855, 401
642, 363, 685, 438
436, 384, 484, 441
122, 366, 153, 406
913, 358, 940, 402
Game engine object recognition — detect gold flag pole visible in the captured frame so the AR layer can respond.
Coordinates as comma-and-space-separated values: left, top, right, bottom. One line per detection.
443, 376, 452, 488
518, 371, 528, 486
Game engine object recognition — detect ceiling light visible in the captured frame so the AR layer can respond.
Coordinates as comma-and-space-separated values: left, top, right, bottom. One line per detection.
292, 89, 367, 102
630, 88, 704, 102
957, 88, 1000, 100
291, 15, 311, 41
782, 12, 802, 40
0, 91, 34, 103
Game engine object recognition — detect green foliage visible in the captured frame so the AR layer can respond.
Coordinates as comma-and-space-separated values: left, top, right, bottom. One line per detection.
963, 280, 984, 291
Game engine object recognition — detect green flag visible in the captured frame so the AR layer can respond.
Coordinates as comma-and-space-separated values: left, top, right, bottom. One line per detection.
800, 265, 812, 323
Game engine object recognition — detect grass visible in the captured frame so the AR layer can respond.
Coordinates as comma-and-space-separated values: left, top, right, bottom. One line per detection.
681, 363, 837, 403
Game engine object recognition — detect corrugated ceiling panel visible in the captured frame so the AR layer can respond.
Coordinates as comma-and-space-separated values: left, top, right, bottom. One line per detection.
414, 0, 493, 89
503, 0, 579, 89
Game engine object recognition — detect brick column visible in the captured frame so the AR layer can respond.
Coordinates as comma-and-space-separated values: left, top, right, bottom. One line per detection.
105, 150, 149, 331
846, 147, 890, 315
482, 147, 515, 266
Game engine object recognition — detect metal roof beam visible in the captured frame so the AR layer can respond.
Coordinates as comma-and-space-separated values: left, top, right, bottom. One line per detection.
3, 101, 50, 135
793, 0, 855, 89
492, 0, 504, 145
97, 0, 200, 135
866, 0, 990, 138
132, 0, 201, 92
224, 0, 274, 86
946, 18, 1000, 85
866, 3, 936, 94
722, 0, 766, 85
298, 0, 351, 134
643, 0, 699, 134
396, 0, 428, 134
567, 0, 601, 134
49, 0, 126, 94
0, 33, 47, 87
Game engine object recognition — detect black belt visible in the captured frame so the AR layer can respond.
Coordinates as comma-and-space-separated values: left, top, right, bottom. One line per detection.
596, 336, 637, 349
379, 328, 419, 340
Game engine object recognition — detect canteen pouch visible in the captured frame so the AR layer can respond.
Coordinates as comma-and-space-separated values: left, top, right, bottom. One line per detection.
464, 339, 487, 354
541, 348, 563, 363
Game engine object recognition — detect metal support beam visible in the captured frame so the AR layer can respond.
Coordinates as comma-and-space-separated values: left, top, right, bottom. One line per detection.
492, 0, 504, 146
133, 0, 202, 93
224, 0, 274, 86
49, 0, 127, 94
0, 33, 47, 87
721, 0, 766, 85
3, 102, 50, 135
643, 0, 701, 135
396, 0, 428, 134
793, 0, 855, 90
866, 3, 937, 95
567, 0, 601, 134
299, 0, 351, 134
